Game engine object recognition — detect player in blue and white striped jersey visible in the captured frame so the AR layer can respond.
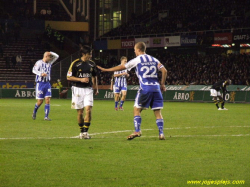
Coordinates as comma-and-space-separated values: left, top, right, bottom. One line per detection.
32, 51, 59, 121
97, 42, 167, 140
113, 56, 129, 110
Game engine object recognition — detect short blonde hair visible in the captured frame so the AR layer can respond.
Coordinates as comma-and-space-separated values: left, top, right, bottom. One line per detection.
135, 42, 146, 52
120, 56, 127, 61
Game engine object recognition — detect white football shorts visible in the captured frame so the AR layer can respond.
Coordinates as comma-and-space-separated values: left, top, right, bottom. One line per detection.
71, 86, 93, 109
210, 89, 221, 97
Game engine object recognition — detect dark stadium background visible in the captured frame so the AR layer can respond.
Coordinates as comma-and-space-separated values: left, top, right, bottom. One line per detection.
0, 0, 249, 89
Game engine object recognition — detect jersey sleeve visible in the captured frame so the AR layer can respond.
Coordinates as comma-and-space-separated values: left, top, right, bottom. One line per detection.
157, 61, 164, 69
67, 60, 78, 77
32, 60, 42, 76
90, 60, 97, 77
49, 52, 59, 65
92, 66, 97, 77
125, 58, 139, 71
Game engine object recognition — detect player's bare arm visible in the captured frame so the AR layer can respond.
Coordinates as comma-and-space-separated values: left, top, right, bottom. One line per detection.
114, 72, 128, 77
67, 76, 89, 83
92, 76, 99, 95
97, 64, 126, 72
158, 64, 167, 93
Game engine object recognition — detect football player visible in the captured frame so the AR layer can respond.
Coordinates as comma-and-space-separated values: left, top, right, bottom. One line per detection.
113, 56, 129, 111
67, 45, 98, 139
98, 42, 167, 140
32, 51, 59, 121
210, 79, 231, 110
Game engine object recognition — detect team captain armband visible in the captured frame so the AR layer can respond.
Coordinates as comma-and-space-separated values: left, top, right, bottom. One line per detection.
67, 71, 72, 77
157, 63, 164, 69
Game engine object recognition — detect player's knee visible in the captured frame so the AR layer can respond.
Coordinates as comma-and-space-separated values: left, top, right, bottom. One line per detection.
37, 99, 43, 106
77, 110, 83, 116
45, 98, 50, 104
85, 110, 92, 121
85, 107, 92, 116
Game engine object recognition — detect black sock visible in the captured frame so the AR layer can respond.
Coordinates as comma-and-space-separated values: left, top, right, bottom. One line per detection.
83, 122, 91, 132
221, 102, 225, 109
79, 123, 84, 133
214, 100, 219, 109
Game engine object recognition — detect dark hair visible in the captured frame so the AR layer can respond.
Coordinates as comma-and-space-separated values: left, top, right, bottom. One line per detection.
80, 45, 92, 56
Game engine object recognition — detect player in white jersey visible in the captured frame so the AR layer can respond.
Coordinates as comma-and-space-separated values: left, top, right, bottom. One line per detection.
113, 56, 129, 110
98, 42, 167, 140
32, 51, 59, 121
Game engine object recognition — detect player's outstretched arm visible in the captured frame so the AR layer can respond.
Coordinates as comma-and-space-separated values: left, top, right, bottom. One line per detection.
97, 65, 126, 72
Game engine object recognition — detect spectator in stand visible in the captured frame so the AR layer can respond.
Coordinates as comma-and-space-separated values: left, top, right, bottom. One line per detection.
16, 54, 22, 70
52, 81, 58, 88
40, 8, 46, 19
46, 7, 52, 20
56, 79, 63, 92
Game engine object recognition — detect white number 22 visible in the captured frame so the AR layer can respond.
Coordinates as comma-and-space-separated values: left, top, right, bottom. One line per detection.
141, 66, 157, 78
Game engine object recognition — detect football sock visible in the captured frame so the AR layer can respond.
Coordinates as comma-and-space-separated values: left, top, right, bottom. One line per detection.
156, 119, 164, 135
219, 98, 224, 109
83, 122, 90, 132
115, 101, 119, 108
213, 100, 219, 109
78, 123, 84, 132
120, 101, 124, 107
44, 104, 50, 118
221, 101, 225, 109
33, 103, 40, 114
134, 116, 141, 132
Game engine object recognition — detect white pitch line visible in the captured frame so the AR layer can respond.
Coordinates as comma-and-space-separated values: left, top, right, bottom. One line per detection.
0, 126, 249, 140
50, 104, 61, 106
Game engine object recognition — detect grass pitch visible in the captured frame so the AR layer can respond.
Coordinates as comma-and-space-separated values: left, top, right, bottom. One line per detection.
0, 99, 249, 187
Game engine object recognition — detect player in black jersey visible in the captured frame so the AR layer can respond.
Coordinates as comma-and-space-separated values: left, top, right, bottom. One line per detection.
67, 45, 98, 139
210, 79, 231, 110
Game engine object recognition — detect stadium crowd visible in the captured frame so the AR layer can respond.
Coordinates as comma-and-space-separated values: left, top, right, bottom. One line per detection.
1, 0, 250, 86
97, 52, 250, 86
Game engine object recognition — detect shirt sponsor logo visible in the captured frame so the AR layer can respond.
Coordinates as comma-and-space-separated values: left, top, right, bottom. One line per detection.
79, 73, 91, 78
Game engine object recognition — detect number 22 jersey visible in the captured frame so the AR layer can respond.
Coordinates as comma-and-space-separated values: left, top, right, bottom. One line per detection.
125, 54, 164, 92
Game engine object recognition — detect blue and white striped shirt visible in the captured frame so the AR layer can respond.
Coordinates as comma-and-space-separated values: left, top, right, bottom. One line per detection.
114, 70, 127, 87
125, 54, 164, 92
32, 52, 59, 82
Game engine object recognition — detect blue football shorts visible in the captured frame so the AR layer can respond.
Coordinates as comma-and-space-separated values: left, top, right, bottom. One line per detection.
35, 82, 52, 99
114, 85, 127, 93
134, 90, 163, 110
